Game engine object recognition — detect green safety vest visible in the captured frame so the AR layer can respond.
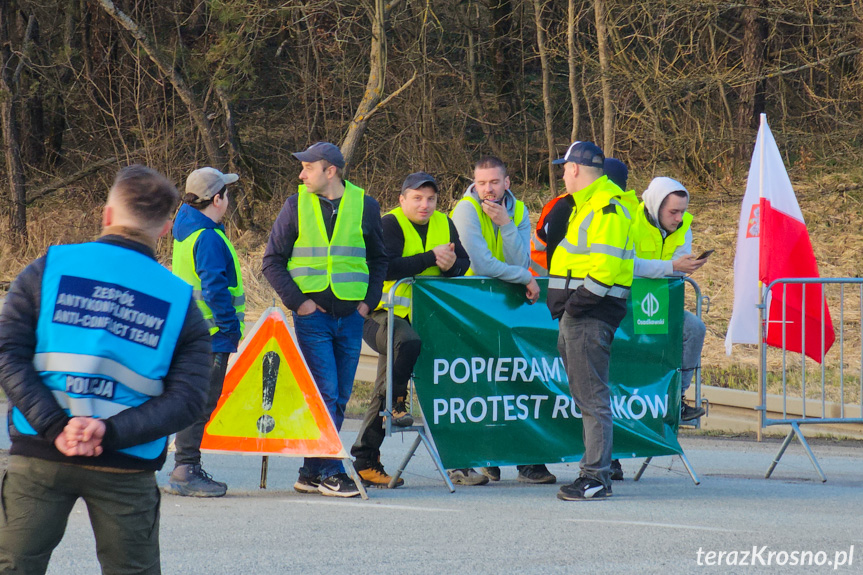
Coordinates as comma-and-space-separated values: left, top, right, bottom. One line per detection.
287, 181, 369, 300
631, 201, 693, 261
173, 228, 245, 336
451, 196, 527, 276
377, 208, 450, 319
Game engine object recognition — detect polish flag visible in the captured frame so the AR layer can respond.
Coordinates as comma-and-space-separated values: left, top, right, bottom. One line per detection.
725, 114, 834, 362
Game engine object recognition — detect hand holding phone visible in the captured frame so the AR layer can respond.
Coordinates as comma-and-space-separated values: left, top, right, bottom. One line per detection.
695, 249, 714, 261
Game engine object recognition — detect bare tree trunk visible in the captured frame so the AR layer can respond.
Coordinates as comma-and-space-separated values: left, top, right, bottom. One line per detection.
466, 17, 502, 158
216, 86, 252, 231
92, 0, 225, 167
0, 7, 28, 246
568, 0, 581, 142
533, 0, 557, 195
736, 0, 767, 159
594, 0, 614, 155
489, 0, 518, 118
340, 0, 387, 174
20, 14, 44, 168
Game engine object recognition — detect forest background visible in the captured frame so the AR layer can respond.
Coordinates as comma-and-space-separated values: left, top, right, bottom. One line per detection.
3, 0, 863, 398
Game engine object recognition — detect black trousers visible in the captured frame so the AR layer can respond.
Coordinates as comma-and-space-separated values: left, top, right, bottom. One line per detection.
173, 351, 229, 467
350, 311, 421, 470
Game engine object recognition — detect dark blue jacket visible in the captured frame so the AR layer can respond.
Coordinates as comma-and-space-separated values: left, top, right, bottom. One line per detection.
173, 204, 242, 352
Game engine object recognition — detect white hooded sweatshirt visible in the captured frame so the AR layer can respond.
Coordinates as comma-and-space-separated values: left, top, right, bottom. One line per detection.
633, 176, 693, 278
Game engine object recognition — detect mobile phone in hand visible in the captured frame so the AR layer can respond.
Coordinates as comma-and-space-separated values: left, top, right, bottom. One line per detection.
696, 249, 714, 260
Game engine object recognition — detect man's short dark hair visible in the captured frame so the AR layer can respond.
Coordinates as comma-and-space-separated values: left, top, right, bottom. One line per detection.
111, 165, 179, 226
474, 156, 507, 176
321, 160, 344, 181
183, 186, 226, 210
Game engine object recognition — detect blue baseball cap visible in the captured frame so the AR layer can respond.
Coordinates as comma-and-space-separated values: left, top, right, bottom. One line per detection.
292, 142, 345, 169
552, 141, 605, 168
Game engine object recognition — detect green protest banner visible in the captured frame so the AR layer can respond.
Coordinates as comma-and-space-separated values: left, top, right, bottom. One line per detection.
411, 277, 685, 469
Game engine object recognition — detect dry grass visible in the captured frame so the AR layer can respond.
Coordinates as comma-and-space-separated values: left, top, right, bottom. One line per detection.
4, 167, 863, 409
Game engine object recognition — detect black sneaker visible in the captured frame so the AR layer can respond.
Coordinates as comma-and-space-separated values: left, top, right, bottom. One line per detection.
163, 464, 227, 497
610, 459, 624, 481
293, 474, 322, 494
318, 473, 361, 498
517, 464, 556, 484
479, 466, 501, 481
681, 401, 706, 421
557, 476, 611, 501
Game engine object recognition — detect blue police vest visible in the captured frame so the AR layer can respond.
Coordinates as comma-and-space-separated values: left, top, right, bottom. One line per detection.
13, 242, 192, 460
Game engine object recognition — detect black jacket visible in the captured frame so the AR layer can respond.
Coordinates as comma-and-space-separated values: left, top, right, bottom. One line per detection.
0, 234, 212, 471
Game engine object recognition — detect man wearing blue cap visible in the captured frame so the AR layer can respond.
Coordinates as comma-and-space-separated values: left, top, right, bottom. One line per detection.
263, 142, 387, 498
546, 142, 635, 501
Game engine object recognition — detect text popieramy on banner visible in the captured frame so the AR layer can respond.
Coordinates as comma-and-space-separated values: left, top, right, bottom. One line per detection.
411, 277, 684, 469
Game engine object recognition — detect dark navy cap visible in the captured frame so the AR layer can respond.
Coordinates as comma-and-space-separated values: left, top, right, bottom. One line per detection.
292, 142, 345, 169
552, 141, 605, 168
401, 171, 439, 194
603, 158, 629, 190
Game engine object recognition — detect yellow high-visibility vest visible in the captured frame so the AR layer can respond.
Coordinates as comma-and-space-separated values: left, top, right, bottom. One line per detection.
630, 201, 692, 260
173, 228, 245, 336
548, 176, 634, 300
451, 196, 526, 276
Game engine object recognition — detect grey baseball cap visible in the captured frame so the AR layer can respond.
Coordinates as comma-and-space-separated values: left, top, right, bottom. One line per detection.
552, 141, 605, 168
185, 167, 239, 201
401, 171, 439, 194
292, 142, 345, 169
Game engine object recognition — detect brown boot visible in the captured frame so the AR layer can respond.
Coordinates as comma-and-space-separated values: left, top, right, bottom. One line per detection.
358, 463, 405, 488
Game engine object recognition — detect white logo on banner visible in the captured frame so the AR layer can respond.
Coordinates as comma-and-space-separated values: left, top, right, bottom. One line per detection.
641, 292, 660, 317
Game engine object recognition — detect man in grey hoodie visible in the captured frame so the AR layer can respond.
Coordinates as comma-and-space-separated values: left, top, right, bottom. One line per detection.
630, 177, 707, 421
449, 156, 553, 486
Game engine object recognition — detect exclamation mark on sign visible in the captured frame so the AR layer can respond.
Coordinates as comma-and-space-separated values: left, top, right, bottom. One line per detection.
256, 351, 279, 434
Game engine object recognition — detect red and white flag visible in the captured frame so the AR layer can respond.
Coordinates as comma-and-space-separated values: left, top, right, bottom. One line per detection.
725, 114, 834, 362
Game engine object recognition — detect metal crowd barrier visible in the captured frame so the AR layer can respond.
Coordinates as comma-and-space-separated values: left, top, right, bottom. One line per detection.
633, 276, 707, 484
760, 278, 863, 482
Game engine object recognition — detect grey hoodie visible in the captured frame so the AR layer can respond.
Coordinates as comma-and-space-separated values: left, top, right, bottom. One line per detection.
634, 176, 693, 278
450, 183, 533, 285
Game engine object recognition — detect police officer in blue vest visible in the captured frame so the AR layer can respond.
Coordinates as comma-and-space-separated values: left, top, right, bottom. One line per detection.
0, 165, 211, 574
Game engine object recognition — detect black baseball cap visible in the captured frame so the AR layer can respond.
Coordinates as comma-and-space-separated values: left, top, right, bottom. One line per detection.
552, 141, 605, 168
292, 142, 345, 169
603, 158, 629, 190
401, 171, 439, 194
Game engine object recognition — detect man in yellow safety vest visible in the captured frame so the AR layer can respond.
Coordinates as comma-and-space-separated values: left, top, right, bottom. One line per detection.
262, 142, 387, 498
352, 172, 470, 487
546, 141, 635, 501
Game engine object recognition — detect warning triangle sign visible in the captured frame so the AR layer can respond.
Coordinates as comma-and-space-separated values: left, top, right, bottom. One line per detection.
201, 307, 347, 458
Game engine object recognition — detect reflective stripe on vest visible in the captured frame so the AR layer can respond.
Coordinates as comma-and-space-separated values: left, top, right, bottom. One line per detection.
631, 201, 693, 261
377, 208, 450, 319
173, 227, 246, 337
452, 196, 526, 276
548, 176, 634, 299
287, 182, 369, 300
25, 241, 191, 460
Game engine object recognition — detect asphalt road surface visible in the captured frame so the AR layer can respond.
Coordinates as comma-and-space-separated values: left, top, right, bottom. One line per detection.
1, 417, 860, 575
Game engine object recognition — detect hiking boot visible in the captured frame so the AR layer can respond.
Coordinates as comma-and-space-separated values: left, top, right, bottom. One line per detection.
516, 464, 556, 484
448, 468, 489, 486
358, 463, 405, 488
480, 466, 501, 481
163, 464, 227, 497
391, 397, 414, 427
293, 474, 322, 494
610, 459, 624, 481
557, 476, 611, 501
318, 473, 361, 497
681, 401, 706, 422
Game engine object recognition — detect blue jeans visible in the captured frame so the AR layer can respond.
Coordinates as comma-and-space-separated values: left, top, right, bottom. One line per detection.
292, 309, 363, 479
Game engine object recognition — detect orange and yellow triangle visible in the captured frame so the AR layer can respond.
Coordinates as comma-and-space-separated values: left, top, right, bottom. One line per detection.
201, 308, 346, 458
